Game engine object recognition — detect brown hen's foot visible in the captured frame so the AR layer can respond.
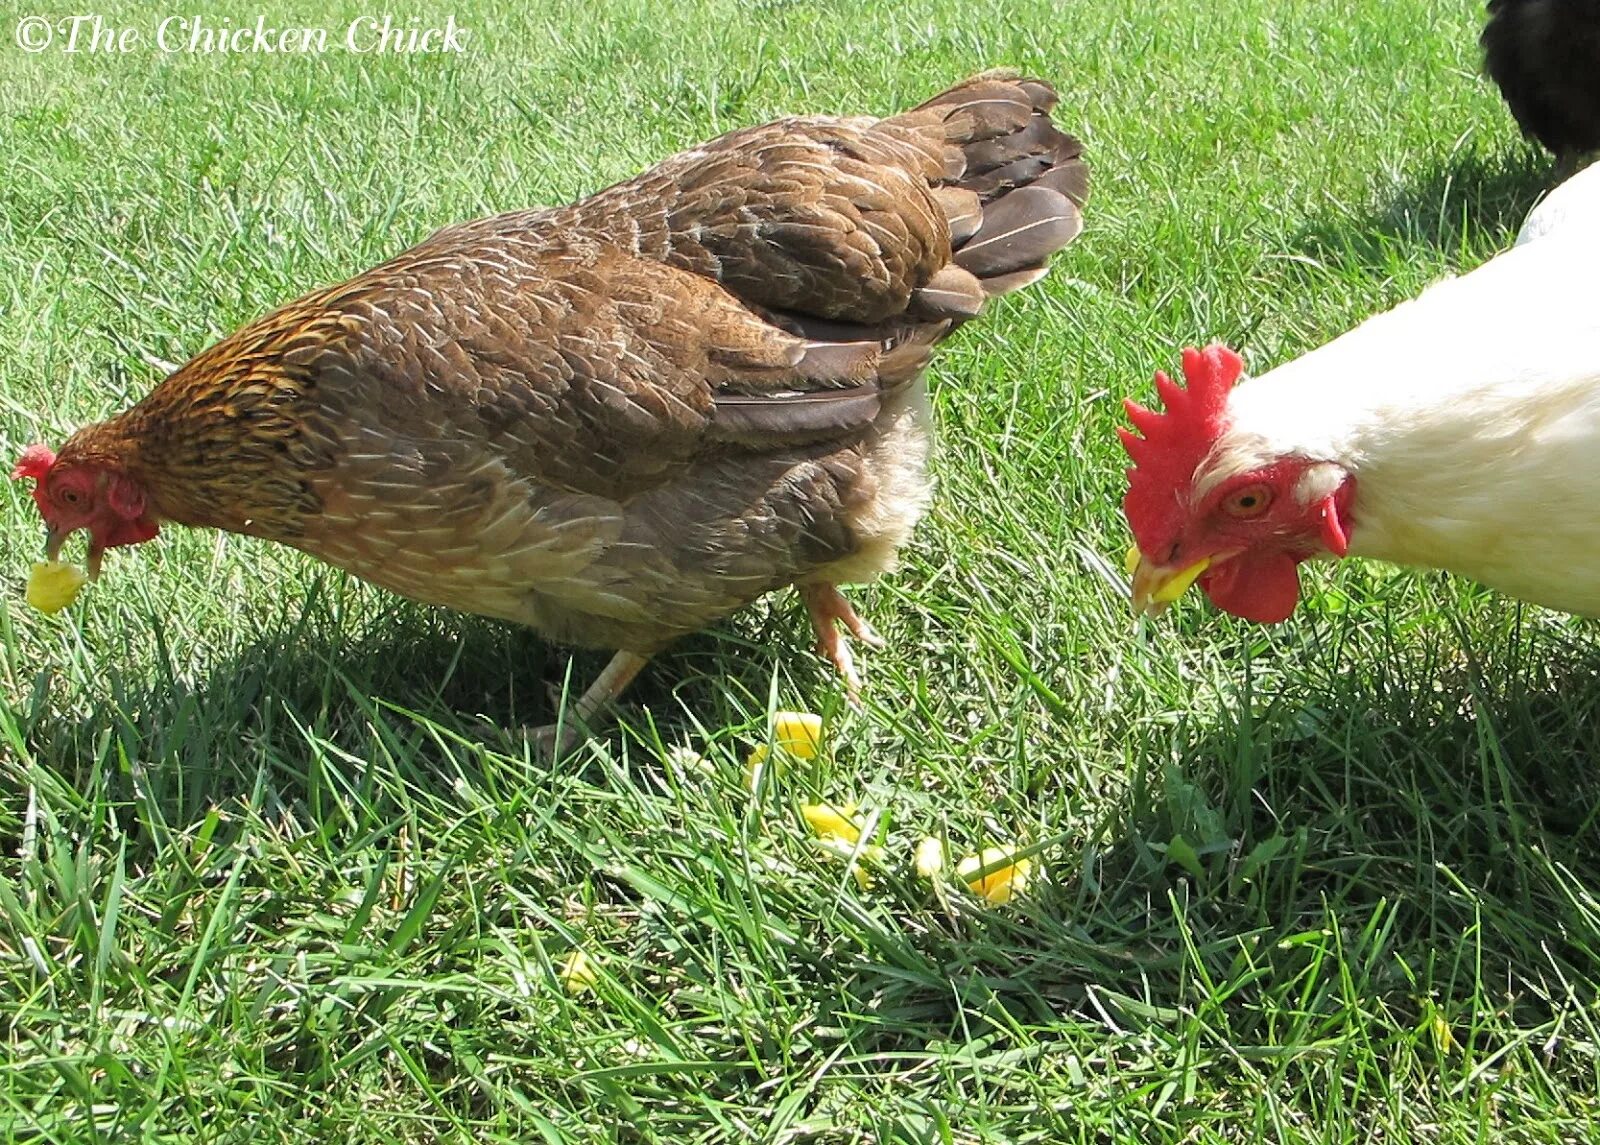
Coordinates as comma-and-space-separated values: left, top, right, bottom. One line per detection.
528, 650, 651, 757
801, 583, 884, 697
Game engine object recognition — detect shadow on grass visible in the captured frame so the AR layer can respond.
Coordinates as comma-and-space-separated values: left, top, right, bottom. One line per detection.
1294, 145, 1555, 265
16, 573, 1600, 1092
15, 591, 812, 823
831, 611, 1600, 1070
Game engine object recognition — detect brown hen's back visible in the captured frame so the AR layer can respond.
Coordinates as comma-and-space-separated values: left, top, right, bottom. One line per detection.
66, 72, 1087, 671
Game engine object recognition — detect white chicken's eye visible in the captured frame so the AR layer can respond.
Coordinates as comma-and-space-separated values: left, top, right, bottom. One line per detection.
1223, 483, 1273, 519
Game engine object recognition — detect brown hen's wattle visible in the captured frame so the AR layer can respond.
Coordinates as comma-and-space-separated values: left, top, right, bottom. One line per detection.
42, 71, 1089, 748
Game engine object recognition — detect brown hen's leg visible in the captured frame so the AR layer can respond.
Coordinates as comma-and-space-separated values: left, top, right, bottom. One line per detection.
801, 583, 885, 696
532, 650, 651, 757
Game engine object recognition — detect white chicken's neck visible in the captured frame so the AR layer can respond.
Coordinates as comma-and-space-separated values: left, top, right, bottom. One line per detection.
1217, 228, 1600, 615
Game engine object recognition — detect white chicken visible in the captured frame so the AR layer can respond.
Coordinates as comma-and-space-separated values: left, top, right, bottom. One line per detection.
1122, 162, 1600, 622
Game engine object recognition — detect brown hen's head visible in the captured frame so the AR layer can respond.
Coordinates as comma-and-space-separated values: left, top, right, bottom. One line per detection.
12, 437, 159, 577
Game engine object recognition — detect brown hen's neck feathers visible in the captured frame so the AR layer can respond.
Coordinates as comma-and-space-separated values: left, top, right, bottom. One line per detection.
69, 298, 348, 540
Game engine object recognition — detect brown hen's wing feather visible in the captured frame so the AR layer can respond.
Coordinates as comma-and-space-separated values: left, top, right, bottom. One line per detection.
295, 238, 934, 498
435, 71, 1086, 328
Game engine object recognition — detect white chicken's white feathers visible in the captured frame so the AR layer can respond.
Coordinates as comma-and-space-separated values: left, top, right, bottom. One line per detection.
1202, 163, 1600, 614
1516, 161, 1600, 247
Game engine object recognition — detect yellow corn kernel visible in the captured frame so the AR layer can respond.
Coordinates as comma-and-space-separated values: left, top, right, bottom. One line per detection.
559, 949, 598, 995
801, 802, 861, 846
956, 846, 1035, 905
772, 711, 823, 759
744, 745, 772, 791
816, 836, 886, 890
914, 836, 946, 879
746, 711, 825, 791
25, 560, 87, 614
664, 745, 712, 776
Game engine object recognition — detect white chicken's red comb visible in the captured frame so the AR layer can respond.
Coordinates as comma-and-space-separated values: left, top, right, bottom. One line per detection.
1120, 344, 1245, 550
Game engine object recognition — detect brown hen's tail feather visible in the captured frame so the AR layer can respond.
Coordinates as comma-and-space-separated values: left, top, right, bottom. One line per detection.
892, 72, 1088, 315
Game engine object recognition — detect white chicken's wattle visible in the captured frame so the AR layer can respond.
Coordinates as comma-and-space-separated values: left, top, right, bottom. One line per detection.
1124, 162, 1600, 621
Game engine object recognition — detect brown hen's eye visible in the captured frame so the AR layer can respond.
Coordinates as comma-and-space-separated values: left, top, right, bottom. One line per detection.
1223, 483, 1273, 519
60, 490, 80, 505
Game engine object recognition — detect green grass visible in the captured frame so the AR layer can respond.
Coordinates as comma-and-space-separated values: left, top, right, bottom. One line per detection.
2, 0, 1597, 1140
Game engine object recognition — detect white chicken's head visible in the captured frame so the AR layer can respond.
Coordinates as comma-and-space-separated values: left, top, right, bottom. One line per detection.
1119, 344, 1356, 622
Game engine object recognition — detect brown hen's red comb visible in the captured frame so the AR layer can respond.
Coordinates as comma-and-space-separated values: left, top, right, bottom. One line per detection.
11, 444, 56, 482
1120, 344, 1244, 551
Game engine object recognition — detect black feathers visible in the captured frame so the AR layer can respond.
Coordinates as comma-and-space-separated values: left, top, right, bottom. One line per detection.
1482, 0, 1600, 167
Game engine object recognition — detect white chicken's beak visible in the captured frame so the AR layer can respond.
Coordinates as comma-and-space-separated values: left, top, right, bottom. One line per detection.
1130, 556, 1211, 617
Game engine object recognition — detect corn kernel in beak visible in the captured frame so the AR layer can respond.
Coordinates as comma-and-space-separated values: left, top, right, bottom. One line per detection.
25, 560, 87, 614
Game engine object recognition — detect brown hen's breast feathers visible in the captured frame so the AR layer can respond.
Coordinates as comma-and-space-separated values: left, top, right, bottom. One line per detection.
75, 72, 1086, 653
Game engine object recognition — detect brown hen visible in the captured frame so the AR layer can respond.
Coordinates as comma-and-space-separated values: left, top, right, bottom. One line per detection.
14, 72, 1088, 748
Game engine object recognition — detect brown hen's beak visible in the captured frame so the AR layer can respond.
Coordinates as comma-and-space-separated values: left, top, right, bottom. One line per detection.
1129, 556, 1211, 618
43, 526, 101, 579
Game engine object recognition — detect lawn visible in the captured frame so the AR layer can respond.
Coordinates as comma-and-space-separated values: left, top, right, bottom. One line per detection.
4, 0, 1599, 1140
